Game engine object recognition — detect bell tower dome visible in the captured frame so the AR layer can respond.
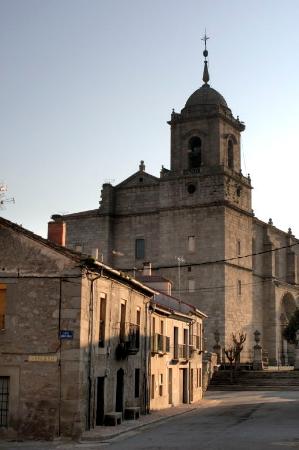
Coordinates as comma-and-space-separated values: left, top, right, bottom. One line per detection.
168, 33, 245, 176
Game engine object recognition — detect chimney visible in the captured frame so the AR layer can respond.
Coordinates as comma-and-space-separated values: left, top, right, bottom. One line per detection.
143, 262, 152, 276
91, 248, 99, 260
48, 217, 66, 246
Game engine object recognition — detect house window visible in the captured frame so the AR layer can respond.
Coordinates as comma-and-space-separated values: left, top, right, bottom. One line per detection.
98, 294, 106, 347
237, 280, 242, 296
197, 368, 202, 388
159, 374, 163, 397
152, 317, 156, 335
174, 327, 179, 359
151, 374, 155, 399
227, 140, 234, 169
120, 302, 126, 342
237, 240, 241, 256
0, 377, 9, 427
184, 328, 189, 359
135, 239, 145, 260
135, 369, 140, 398
189, 137, 202, 169
188, 279, 195, 293
0, 284, 6, 330
136, 308, 141, 349
188, 236, 195, 252
160, 320, 164, 335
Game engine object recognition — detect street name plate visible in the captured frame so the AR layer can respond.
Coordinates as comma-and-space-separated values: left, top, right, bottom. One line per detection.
28, 355, 58, 362
59, 330, 74, 340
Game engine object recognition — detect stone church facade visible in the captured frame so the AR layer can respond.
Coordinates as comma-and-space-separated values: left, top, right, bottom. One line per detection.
50, 50, 299, 366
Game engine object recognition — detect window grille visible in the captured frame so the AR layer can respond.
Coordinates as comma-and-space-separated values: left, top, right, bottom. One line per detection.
0, 377, 9, 427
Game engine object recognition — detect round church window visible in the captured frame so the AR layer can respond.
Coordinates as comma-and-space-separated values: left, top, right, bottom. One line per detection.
187, 184, 196, 194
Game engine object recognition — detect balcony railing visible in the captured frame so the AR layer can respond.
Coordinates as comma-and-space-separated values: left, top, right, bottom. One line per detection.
178, 344, 189, 360
190, 334, 201, 351
118, 322, 140, 355
173, 344, 190, 361
151, 333, 170, 354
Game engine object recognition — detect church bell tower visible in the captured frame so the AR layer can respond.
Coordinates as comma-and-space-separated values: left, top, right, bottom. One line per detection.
163, 34, 254, 358
167, 33, 251, 214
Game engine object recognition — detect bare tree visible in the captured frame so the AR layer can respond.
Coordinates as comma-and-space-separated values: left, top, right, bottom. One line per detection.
224, 332, 247, 382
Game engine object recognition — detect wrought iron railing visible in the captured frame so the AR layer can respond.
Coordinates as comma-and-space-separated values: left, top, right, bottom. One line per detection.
190, 334, 201, 351
151, 333, 170, 354
178, 344, 189, 360
126, 323, 140, 354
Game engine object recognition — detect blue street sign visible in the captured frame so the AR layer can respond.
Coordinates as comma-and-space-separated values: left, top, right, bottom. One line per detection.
59, 330, 74, 340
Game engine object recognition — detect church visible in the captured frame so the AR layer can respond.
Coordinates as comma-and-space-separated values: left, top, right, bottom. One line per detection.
49, 41, 299, 366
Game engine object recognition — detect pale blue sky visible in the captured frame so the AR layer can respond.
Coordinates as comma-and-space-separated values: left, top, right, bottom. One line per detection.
1, 0, 299, 238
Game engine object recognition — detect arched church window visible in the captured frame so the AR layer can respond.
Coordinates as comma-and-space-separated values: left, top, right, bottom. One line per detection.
227, 139, 234, 169
189, 137, 202, 170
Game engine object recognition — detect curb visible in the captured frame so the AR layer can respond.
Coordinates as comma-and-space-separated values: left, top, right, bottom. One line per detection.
80, 406, 199, 443
208, 386, 299, 391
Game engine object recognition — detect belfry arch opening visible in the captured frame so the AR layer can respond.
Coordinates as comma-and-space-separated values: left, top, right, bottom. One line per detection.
227, 139, 234, 169
188, 137, 202, 170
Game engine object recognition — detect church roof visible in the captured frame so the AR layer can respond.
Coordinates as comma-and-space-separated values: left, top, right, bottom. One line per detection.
185, 83, 228, 108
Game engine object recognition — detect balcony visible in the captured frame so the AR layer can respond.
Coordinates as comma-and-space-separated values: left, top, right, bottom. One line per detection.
151, 333, 170, 355
126, 324, 140, 355
178, 344, 189, 360
190, 334, 201, 353
173, 344, 190, 361
116, 322, 140, 358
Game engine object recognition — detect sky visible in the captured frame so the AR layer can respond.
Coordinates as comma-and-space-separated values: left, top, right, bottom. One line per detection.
1, 0, 299, 238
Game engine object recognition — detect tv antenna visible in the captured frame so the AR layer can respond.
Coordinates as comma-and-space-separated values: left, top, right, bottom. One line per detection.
0, 183, 15, 209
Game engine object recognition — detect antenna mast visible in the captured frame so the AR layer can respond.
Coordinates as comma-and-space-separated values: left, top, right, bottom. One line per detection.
0, 183, 15, 208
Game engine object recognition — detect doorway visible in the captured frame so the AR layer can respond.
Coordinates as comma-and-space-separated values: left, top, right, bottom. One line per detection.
179, 368, 188, 404
168, 368, 173, 404
116, 368, 124, 413
96, 377, 105, 425
190, 369, 194, 402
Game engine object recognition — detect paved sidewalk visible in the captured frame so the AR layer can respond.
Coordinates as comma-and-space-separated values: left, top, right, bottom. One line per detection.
0, 399, 218, 449
81, 400, 212, 443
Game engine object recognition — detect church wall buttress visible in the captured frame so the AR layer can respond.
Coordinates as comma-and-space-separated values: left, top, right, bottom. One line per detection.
223, 207, 254, 361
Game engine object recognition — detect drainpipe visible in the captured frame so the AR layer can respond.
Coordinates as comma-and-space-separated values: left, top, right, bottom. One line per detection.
87, 273, 102, 430
144, 296, 152, 414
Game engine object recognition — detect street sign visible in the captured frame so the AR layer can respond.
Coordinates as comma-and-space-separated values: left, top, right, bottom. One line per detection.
59, 330, 74, 340
28, 355, 57, 362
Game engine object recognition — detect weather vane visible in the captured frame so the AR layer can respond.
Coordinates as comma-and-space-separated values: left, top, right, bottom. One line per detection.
201, 29, 210, 84
201, 29, 209, 59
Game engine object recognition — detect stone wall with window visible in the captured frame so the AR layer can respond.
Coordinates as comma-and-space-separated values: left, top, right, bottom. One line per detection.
0, 217, 153, 440
149, 298, 205, 410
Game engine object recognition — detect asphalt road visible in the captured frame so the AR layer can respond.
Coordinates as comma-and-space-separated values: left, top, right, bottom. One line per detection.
1, 391, 299, 450
107, 390, 299, 450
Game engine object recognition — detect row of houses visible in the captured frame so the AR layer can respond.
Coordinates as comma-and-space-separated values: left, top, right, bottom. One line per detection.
0, 217, 207, 440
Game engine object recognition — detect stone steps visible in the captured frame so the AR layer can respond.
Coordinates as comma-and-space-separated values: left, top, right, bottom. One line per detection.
208, 369, 299, 391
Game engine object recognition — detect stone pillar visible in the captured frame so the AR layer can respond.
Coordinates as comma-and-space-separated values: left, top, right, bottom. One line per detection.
253, 330, 263, 371
294, 331, 299, 371
213, 330, 222, 364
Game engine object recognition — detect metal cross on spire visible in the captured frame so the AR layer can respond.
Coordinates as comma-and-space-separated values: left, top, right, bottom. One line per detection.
201, 30, 209, 59
201, 29, 210, 84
